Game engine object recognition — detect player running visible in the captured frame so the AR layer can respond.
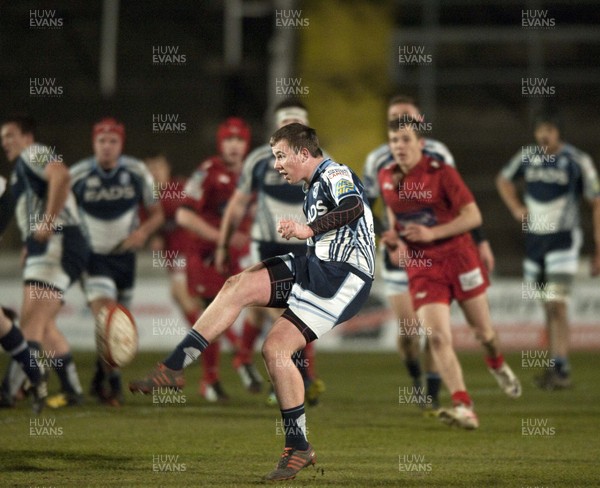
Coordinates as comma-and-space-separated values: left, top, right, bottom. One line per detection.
216, 99, 324, 405
143, 152, 207, 354
130, 123, 375, 481
380, 118, 521, 429
173, 117, 253, 402
70, 117, 164, 407
0, 115, 88, 410
496, 111, 600, 390
364, 95, 495, 412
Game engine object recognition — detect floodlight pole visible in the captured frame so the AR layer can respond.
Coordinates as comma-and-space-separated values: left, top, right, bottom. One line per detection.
100, 0, 120, 98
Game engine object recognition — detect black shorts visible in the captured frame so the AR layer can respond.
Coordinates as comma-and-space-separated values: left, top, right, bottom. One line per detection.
262, 253, 372, 343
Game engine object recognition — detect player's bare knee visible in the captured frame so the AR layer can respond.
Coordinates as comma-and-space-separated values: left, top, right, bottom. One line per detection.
428, 333, 450, 350
261, 337, 288, 365
261, 338, 277, 363
400, 335, 414, 351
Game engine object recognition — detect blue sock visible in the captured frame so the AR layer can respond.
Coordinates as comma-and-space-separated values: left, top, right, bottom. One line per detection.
405, 359, 421, 381
54, 352, 83, 395
0, 326, 41, 385
163, 329, 209, 370
426, 372, 441, 406
281, 403, 309, 450
108, 370, 122, 393
553, 356, 570, 377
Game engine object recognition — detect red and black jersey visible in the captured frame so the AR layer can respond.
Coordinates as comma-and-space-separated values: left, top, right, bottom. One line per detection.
378, 154, 475, 258
182, 156, 251, 256
156, 176, 194, 256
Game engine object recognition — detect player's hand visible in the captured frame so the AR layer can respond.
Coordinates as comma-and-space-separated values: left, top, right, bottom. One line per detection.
215, 246, 229, 275
478, 240, 495, 273
278, 219, 313, 240
120, 229, 148, 251
591, 252, 600, 277
32, 225, 54, 243
380, 229, 400, 250
148, 235, 165, 252
511, 205, 528, 223
230, 231, 249, 250
401, 223, 435, 243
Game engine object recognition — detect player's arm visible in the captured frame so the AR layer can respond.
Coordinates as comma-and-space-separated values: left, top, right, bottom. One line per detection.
380, 206, 403, 268
279, 195, 364, 240
121, 203, 164, 251
368, 197, 386, 235
0, 177, 15, 238
121, 162, 166, 251
214, 189, 253, 273
362, 150, 384, 234
35, 161, 71, 242
578, 153, 600, 276
589, 197, 600, 276
216, 189, 253, 249
496, 174, 527, 222
403, 202, 482, 243
381, 206, 399, 248
135, 203, 164, 244
176, 206, 220, 242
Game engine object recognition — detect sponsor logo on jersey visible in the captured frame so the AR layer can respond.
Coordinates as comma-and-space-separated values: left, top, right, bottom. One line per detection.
397, 208, 437, 228
524, 167, 568, 185
217, 174, 231, 184
119, 171, 131, 185
307, 199, 328, 223
335, 179, 355, 198
458, 267, 484, 292
84, 185, 136, 202
312, 182, 320, 198
86, 176, 101, 187
325, 168, 350, 180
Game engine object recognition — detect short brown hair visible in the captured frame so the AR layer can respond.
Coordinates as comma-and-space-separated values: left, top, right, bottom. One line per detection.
387, 116, 425, 139
388, 95, 418, 110
269, 123, 323, 157
2, 114, 37, 138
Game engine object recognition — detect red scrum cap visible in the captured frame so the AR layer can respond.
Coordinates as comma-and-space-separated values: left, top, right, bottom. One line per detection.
92, 117, 126, 143
216, 117, 251, 154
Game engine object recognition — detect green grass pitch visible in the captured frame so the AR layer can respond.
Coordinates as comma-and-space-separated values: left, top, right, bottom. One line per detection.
1, 351, 599, 487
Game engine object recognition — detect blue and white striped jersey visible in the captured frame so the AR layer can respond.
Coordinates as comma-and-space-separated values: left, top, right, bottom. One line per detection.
10, 143, 80, 240
305, 158, 375, 277
501, 143, 600, 235
363, 138, 454, 201
70, 155, 157, 254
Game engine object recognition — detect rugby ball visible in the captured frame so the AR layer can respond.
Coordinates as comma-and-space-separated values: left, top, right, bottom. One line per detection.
95, 304, 138, 367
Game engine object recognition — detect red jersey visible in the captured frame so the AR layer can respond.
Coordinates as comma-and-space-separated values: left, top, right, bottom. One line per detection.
378, 154, 475, 258
182, 156, 251, 257
154, 176, 194, 255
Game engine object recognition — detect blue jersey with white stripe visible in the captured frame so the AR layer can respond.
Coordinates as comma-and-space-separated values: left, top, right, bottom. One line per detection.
10, 143, 80, 240
501, 143, 600, 235
304, 158, 375, 277
70, 156, 157, 254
